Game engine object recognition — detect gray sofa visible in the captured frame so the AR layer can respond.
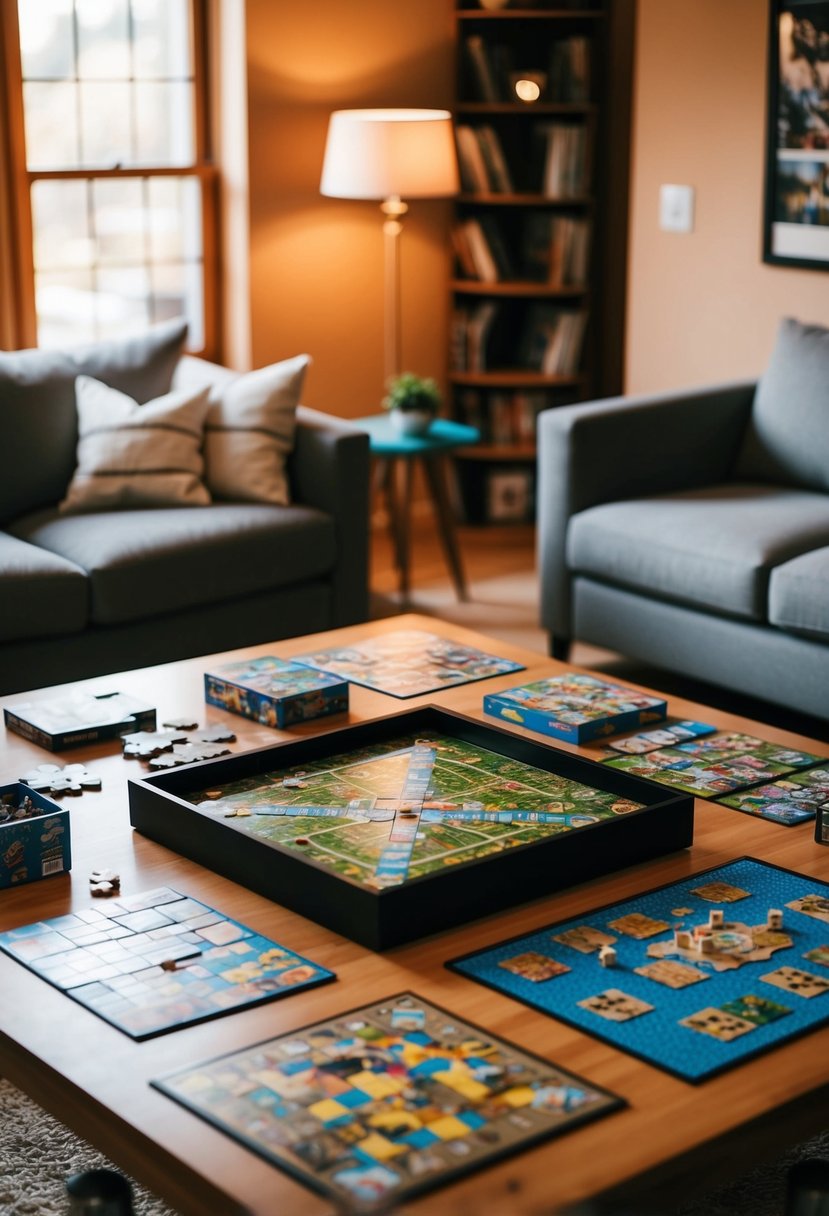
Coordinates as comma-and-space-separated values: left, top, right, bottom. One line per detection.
537, 318, 829, 722
0, 324, 369, 696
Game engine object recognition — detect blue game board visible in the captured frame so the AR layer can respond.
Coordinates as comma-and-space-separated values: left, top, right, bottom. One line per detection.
0, 886, 335, 1039
449, 858, 829, 1083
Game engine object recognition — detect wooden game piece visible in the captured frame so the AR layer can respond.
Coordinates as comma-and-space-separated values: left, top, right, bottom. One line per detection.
675, 929, 692, 949
235, 808, 252, 817
768, 908, 783, 930
699, 935, 716, 954
709, 910, 724, 929
598, 945, 617, 968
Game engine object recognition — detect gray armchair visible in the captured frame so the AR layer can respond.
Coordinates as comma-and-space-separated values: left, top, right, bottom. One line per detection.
537, 319, 829, 721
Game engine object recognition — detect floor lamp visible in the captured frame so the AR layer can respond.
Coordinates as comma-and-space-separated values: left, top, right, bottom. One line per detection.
320, 108, 459, 387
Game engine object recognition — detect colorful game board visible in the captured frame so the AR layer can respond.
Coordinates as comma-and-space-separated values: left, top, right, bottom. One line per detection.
291, 630, 524, 698
720, 767, 829, 826
188, 729, 645, 892
594, 719, 717, 755
602, 732, 826, 817
449, 858, 829, 1083
0, 887, 334, 1040
153, 992, 622, 1211
483, 673, 667, 743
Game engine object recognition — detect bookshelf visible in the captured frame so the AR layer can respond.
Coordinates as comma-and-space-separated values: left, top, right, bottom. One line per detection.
449, 0, 633, 524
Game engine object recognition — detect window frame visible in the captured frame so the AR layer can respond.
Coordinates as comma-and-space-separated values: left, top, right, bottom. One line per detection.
0, 0, 219, 357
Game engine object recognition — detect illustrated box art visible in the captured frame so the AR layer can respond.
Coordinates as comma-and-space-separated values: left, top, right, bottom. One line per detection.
128, 707, 694, 950
204, 655, 349, 729
450, 858, 829, 1083
483, 673, 667, 744
0, 782, 71, 890
153, 992, 623, 1212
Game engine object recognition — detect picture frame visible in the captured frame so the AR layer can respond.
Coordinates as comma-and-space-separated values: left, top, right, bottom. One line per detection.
763, 0, 829, 269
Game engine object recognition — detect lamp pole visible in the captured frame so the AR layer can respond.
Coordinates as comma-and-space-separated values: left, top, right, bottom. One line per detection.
380, 195, 408, 384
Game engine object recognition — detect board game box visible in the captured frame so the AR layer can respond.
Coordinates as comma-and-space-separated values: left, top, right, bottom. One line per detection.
128, 706, 694, 950
817, 802, 829, 845
204, 655, 348, 728
483, 674, 667, 744
153, 992, 623, 1212
4, 689, 157, 751
450, 857, 829, 1083
0, 783, 71, 889
0, 885, 334, 1039
291, 629, 524, 698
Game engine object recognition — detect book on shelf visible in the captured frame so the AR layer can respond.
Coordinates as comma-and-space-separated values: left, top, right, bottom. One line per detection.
454, 389, 548, 446
540, 123, 589, 198
452, 216, 515, 282
464, 34, 499, 103
455, 124, 513, 194
522, 213, 591, 286
519, 305, 588, 376
548, 36, 591, 103
477, 125, 514, 193
466, 300, 500, 372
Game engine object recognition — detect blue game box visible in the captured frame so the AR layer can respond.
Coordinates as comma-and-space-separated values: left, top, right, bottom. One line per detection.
484, 673, 668, 744
204, 656, 349, 729
0, 783, 71, 890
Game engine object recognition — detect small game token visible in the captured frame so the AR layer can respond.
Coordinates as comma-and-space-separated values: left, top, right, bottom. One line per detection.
598, 945, 617, 968
767, 908, 784, 930
709, 909, 724, 929
295, 838, 310, 845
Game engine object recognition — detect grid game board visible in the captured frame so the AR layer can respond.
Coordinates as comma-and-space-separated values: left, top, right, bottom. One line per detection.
153, 992, 622, 1212
0, 887, 334, 1039
188, 730, 646, 891
291, 629, 524, 698
601, 732, 826, 821
449, 858, 829, 1083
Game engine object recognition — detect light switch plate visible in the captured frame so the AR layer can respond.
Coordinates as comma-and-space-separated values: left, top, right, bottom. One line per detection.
659, 184, 695, 233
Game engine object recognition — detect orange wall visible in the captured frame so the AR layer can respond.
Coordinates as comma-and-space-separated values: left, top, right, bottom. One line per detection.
244, 0, 454, 416
626, 0, 829, 394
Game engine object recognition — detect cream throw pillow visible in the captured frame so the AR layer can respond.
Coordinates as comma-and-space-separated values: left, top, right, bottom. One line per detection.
60, 376, 211, 513
203, 354, 311, 505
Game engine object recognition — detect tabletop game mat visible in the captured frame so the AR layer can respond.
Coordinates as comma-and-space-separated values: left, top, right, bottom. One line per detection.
291, 630, 524, 698
596, 729, 828, 825
153, 992, 622, 1211
0, 887, 334, 1040
186, 729, 645, 892
449, 858, 829, 1083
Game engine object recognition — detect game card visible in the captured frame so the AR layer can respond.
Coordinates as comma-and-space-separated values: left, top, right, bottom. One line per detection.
551, 926, 616, 954
760, 966, 829, 999
607, 912, 670, 939
498, 952, 570, 982
634, 960, 708, 989
679, 1007, 757, 1042
803, 946, 829, 968
690, 881, 750, 904
719, 995, 791, 1026
577, 989, 654, 1022
787, 894, 829, 924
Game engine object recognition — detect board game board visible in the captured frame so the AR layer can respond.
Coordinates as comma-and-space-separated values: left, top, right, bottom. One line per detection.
129, 707, 693, 949
153, 992, 622, 1212
449, 858, 829, 1083
601, 731, 826, 820
0, 887, 334, 1040
291, 630, 524, 698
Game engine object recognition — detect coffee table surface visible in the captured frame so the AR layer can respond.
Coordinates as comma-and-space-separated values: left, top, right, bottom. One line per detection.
1, 614, 828, 1216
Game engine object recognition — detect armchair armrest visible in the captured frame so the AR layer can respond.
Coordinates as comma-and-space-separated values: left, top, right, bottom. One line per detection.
537, 380, 756, 640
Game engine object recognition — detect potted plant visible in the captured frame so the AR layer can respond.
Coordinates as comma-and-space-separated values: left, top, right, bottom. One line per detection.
382, 372, 441, 438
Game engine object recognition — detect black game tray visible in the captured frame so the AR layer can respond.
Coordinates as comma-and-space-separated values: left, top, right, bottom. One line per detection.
128, 705, 694, 950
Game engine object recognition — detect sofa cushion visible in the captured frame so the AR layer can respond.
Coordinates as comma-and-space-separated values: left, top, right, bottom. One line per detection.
0, 532, 87, 641
9, 503, 335, 626
0, 318, 188, 524
60, 377, 211, 513
768, 547, 829, 642
567, 484, 829, 621
204, 355, 311, 505
735, 317, 829, 492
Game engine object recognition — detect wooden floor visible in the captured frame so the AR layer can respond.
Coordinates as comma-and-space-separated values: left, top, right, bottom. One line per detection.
369, 516, 537, 595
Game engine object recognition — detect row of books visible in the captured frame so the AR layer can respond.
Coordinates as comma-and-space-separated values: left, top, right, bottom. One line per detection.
456, 388, 550, 445
455, 122, 589, 197
451, 302, 588, 376
452, 213, 591, 286
463, 34, 591, 104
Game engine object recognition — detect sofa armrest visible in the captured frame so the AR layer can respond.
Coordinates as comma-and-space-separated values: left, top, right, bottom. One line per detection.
290, 406, 370, 626
537, 380, 756, 640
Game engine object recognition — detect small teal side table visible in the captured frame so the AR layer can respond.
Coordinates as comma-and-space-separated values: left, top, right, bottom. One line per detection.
354, 415, 480, 601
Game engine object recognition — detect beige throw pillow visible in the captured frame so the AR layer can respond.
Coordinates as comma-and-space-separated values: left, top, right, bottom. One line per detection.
203, 354, 311, 505
60, 376, 211, 513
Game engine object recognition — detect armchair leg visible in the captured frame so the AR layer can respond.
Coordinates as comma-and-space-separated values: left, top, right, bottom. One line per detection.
549, 634, 571, 662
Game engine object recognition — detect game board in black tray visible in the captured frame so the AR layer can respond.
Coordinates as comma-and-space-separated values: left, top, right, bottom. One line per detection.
153, 992, 623, 1212
601, 731, 827, 820
0, 887, 334, 1040
449, 858, 829, 1083
291, 629, 524, 698
128, 706, 694, 950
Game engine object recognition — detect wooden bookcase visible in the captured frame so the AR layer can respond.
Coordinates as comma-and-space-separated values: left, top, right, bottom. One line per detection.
449, 0, 633, 524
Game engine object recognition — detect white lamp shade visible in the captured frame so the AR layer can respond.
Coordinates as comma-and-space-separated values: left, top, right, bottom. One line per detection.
320, 108, 459, 200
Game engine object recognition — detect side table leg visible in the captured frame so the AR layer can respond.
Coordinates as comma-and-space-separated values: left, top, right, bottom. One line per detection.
423, 454, 468, 602
395, 458, 413, 597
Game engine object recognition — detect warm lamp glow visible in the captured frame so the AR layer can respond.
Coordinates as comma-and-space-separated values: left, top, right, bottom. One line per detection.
320, 109, 459, 200
515, 78, 541, 103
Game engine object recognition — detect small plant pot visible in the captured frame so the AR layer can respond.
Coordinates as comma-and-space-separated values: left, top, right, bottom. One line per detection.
390, 408, 434, 438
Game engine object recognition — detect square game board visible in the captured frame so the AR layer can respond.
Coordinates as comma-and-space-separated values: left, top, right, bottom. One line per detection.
153, 992, 622, 1212
0, 887, 334, 1039
449, 858, 829, 1083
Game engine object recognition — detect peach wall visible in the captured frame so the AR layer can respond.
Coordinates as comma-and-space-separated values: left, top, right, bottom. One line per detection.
244, 0, 453, 417
626, 0, 829, 394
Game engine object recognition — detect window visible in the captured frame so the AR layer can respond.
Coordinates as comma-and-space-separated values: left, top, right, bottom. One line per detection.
2, 0, 216, 353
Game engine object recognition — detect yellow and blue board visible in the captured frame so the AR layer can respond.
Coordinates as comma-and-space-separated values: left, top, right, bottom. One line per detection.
449, 858, 829, 1083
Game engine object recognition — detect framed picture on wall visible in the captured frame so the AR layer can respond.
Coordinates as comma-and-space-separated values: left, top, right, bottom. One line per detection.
764, 0, 829, 269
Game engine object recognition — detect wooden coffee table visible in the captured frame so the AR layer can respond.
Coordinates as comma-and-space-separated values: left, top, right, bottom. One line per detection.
1, 614, 828, 1216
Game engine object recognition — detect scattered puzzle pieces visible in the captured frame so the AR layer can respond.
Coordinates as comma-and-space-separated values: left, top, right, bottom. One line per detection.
19, 764, 102, 796
89, 868, 121, 897
123, 725, 237, 765
148, 742, 233, 769
161, 717, 200, 731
